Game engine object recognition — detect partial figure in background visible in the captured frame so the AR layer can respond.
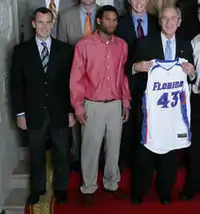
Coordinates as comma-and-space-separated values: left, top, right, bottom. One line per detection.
70, 5, 131, 206
21, 0, 78, 41
58, 0, 100, 45
147, 0, 177, 15
96, 0, 126, 15
179, 3, 200, 201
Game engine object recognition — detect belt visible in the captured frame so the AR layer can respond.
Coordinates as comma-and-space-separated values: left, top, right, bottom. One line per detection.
85, 99, 116, 103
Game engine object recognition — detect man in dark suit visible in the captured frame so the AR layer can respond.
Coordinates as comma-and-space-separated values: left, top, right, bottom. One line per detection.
130, 5, 196, 205
115, 0, 159, 167
10, 7, 73, 205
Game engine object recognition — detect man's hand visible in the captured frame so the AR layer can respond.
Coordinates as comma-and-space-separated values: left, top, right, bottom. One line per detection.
122, 107, 129, 123
76, 112, 88, 124
68, 113, 76, 127
134, 61, 153, 73
182, 62, 196, 77
17, 115, 27, 130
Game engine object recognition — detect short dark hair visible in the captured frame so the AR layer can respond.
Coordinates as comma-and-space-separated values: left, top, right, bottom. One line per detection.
32, 7, 54, 21
96, 5, 119, 21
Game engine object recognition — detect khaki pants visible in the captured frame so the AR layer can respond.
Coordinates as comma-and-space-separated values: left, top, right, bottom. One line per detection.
80, 100, 122, 194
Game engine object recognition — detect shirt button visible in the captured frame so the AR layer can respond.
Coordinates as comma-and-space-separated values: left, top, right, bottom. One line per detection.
107, 77, 110, 80
45, 81, 47, 84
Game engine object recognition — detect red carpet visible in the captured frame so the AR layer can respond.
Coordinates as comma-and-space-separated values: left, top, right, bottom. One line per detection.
51, 169, 200, 214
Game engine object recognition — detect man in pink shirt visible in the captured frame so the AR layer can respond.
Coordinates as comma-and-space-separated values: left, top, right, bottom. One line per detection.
70, 5, 131, 206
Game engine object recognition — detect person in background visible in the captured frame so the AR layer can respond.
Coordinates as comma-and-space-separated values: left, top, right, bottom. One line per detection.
58, 0, 100, 45
70, 5, 131, 206
179, 3, 200, 201
116, 0, 159, 168
10, 7, 73, 205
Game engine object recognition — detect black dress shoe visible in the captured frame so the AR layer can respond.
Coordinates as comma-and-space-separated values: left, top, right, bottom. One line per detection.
26, 190, 46, 205
131, 196, 143, 205
55, 190, 68, 204
179, 191, 194, 201
159, 194, 171, 204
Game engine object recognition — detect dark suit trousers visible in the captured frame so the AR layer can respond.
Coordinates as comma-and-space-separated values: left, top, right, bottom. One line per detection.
184, 93, 200, 193
131, 145, 178, 197
28, 111, 70, 193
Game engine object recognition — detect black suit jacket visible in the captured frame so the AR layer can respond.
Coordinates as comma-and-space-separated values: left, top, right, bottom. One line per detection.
11, 38, 73, 129
115, 13, 159, 105
132, 33, 196, 96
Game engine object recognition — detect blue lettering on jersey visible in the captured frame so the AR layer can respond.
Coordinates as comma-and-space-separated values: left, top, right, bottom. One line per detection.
153, 81, 184, 91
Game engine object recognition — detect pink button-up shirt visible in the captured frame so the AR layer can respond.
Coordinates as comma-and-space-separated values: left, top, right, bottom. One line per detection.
70, 32, 131, 115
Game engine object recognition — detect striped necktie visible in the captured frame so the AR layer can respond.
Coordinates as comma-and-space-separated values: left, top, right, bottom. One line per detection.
49, 0, 57, 23
41, 42, 49, 72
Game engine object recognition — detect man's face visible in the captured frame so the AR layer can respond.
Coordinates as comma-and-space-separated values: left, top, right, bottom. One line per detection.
32, 12, 53, 39
81, 0, 95, 6
97, 11, 118, 35
130, 0, 148, 14
160, 8, 181, 38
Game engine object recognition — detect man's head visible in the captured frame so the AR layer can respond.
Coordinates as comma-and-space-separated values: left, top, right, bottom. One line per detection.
81, 0, 95, 7
32, 7, 53, 40
128, 0, 149, 15
96, 5, 119, 36
159, 6, 181, 38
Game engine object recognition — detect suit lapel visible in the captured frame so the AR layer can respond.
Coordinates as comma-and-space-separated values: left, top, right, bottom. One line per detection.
157, 34, 165, 59
31, 38, 44, 72
127, 13, 137, 39
175, 37, 183, 58
46, 38, 57, 73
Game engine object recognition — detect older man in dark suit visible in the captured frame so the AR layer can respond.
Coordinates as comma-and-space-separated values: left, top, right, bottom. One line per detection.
130, 5, 196, 205
10, 7, 73, 205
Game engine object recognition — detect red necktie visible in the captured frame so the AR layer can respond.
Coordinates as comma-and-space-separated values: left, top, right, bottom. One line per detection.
137, 19, 144, 39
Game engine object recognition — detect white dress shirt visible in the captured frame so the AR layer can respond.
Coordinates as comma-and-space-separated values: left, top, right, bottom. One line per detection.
45, 0, 60, 12
35, 36, 52, 58
96, 0, 114, 6
161, 32, 176, 60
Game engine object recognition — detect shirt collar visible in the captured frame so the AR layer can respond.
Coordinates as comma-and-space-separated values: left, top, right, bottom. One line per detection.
35, 36, 52, 48
132, 12, 148, 23
80, 4, 96, 14
92, 31, 116, 44
161, 32, 176, 45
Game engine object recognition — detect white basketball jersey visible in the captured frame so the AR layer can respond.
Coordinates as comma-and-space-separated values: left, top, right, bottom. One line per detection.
141, 58, 191, 154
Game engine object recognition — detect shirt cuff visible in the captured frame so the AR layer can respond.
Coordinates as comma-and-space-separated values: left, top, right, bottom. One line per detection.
75, 105, 85, 115
17, 112, 25, 116
189, 74, 196, 81
122, 100, 130, 109
132, 63, 137, 75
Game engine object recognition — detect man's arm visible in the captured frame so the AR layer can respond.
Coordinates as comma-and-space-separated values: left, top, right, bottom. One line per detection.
70, 43, 86, 116
10, 45, 25, 115
121, 43, 131, 109
10, 45, 27, 130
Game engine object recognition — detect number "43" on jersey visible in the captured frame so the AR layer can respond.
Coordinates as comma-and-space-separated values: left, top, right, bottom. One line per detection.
157, 91, 183, 108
